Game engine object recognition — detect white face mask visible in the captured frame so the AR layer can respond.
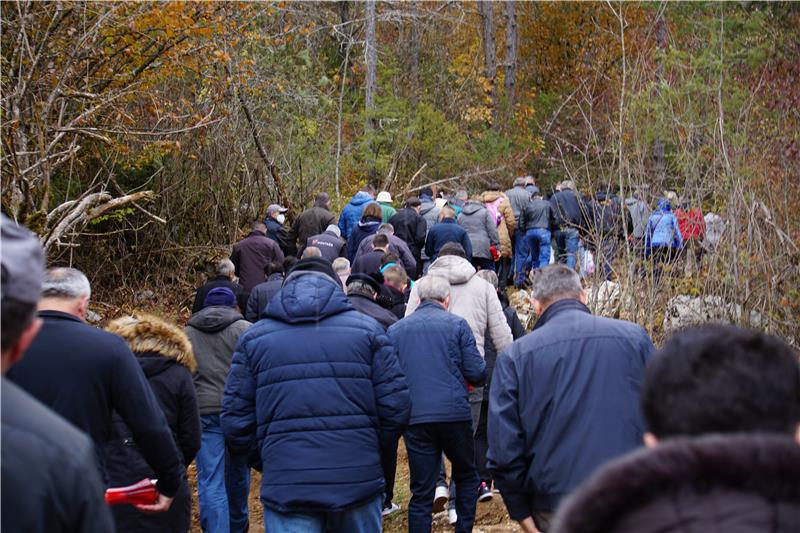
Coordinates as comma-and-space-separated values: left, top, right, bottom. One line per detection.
276, 214, 286, 224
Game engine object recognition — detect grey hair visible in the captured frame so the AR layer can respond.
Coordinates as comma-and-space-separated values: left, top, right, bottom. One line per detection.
41, 267, 91, 300
216, 259, 235, 276
332, 257, 351, 274
475, 269, 499, 289
346, 280, 375, 298
561, 180, 575, 190
513, 177, 526, 187
378, 223, 394, 235
416, 275, 450, 303
531, 264, 582, 305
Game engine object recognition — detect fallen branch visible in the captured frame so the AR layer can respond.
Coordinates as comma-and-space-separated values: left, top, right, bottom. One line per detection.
406, 166, 505, 193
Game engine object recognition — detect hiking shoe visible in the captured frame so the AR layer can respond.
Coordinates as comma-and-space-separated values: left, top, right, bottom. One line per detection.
382, 502, 401, 517
433, 485, 449, 512
448, 509, 458, 525
478, 481, 493, 502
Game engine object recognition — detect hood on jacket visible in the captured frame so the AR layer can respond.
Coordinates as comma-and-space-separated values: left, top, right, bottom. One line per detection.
358, 217, 382, 228
349, 192, 373, 207
460, 201, 485, 216
420, 201, 437, 215
624, 197, 639, 207
187, 305, 246, 334
657, 198, 672, 212
265, 271, 353, 324
480, 190, 505, 203
107, 313, 196, 372
427, 255, 476, 285
552, 433, 800, 533
136, 352, 180, 378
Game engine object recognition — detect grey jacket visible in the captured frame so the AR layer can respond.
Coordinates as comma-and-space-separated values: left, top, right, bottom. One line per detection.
185, 306, 251, 416
420, 200, 441, 232
520, 198, 554, 231
624, 198, 652, 239
505, 186, 532, 225
458, 201, 500, 260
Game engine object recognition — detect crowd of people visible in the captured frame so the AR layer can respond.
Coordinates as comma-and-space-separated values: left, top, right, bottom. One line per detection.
0, 175, 796, 533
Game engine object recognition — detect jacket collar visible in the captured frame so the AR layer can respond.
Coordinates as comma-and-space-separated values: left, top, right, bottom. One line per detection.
439, 218, 457, 225
38, 309, 83, 323
416, 300, 446, 313
532, 298, 590, 332
247, 230, 266, 238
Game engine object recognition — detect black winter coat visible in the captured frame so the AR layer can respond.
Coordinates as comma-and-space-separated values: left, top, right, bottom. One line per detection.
291, 206, 337, 254
192, 276, 245, 314
389, 208, 427, 258
245, 273, 284, 321
347, 217, 382, 262
552, 434, 800, 533
106, 353, 200, 533
231, 231, 285, 294
348, 293, 398, 330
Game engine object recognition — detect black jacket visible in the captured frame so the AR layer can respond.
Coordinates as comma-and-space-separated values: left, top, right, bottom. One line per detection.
291, 206, 337, 254
520, 198, 554, 231
1, 377, 114, 533
483, 296, 526, 388
550, 188, 584, 228
106, 353, 201, 533
231, 231, 285, 294
307, 230, 347, 263
192, 275, 245, 314
389, 208, 427, 257
348, 293, 398, 330
378, 283, 406, 319
552, 434, 800, 533
265, 217, 293, 256
352, 250, 385, 275
7, 311, 184, 498
245, 273, 284, 321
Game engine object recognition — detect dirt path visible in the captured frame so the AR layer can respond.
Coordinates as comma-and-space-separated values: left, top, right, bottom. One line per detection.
189, 440, 519, 532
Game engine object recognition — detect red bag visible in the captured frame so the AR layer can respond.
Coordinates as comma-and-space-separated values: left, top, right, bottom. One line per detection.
105, 478, 158, 506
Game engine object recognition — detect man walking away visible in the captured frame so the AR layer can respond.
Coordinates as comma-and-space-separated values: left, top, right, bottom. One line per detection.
425, 206, 473, 263
389, 197, 427, 278
624, 190, 651, 253
488, 264, 654, 533
381, 265, 408, 319
1, 216, 114, 533
186, 288, 252, 533
549, 180, 584, 269
505, 177, 533, 282
552, 324, 800, 533
645, 199, 683, 281
479, 184, 516, 289
192, 259, 245, 313
291, 193, 337, 256
457, 198, 500, 272
377, 191, 397, 222
389, 276, 486, 533
346, 272, 398, 330
332, 257, 351, 289
354, 223, 417, 275
517, 192, 554, 286
308, 224, 346, 263
221, 257, 410, 533
339, 185, 375, 239
245, 261, 285, 322
353, 233, 391, 275
231, 221, 285, 302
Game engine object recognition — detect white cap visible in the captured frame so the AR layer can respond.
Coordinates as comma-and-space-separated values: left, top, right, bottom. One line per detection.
376, 191, 392, 203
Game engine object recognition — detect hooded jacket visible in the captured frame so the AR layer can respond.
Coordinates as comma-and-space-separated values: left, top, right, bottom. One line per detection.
347, 216, 382, 262
338, 192, 373, 239
221, 271, 411, 513
480, 191, 516, 258
458, 201, 500, 260
186, 306, 251, 416
646, 199, 683, 250
406, 255, 512, 357
231, 230, 285, 294
245, 273, 285, 322
487, 299, 654, 518
624, 197, 652, 240
105, 315, 201, 533
419, 197, 441, 232
551, 434, 800, 533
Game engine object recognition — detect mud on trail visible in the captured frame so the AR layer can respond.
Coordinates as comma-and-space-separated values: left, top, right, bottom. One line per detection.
189, 440, 520, 532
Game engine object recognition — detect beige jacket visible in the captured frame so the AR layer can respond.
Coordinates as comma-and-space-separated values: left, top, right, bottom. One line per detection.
406, 255, 513, 357
479, 190, 516, 258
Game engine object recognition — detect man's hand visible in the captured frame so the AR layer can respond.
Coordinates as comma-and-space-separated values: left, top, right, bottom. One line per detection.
134, 492, 173, 514
518, 517, 541, 533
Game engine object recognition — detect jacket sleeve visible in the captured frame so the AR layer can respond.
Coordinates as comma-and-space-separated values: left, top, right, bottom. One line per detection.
415, 218, 427, 251
506, 307, 526, 340
221, 340, 258, 457
398, 241, 417, 273
176, 369, 202, 467
272, 240, 285, 264
458, 321, 486, 386
338, 210, 348, 237
230, 247, 240, 277
191, 288, 203, 314
461, 231, 473, 260
371, 330, 411, 432
110, 340, 183, 498
486, 211, 500, 247
245, 291, 259, 322
486, 287, 513, 353
672, 216, 684, 249
424, 229, 435, 259
487, 349, 533, 521
502, 200, 516, 236
404, 282, 421, 317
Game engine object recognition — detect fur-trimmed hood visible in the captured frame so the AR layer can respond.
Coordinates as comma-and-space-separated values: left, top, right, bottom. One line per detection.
552, 434, 800, 533
107, 313, 196, 372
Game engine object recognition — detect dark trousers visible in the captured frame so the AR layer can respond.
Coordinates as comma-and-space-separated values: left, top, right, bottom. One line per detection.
474, 388, 491, 483
405, 422, 479, 533
471, 257, 495, 272
496, 257, 511, 289
380, 430, 401, 506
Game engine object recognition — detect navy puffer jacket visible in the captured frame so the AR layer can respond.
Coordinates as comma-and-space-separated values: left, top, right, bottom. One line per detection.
388, 301, 486, 425
221, 271, 410, 513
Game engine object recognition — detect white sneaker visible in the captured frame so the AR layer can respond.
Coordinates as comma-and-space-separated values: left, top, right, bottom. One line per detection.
448, 508, 458, 525
433, 485, 449, 512
381, 502, 401, 517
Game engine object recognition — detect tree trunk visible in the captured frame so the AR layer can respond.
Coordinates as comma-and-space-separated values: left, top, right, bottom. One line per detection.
504, 1, 518, 115
410, 1, 421, 105
365, 0, 377, 129
478, 1, 498, 127
652, 11, 667, 183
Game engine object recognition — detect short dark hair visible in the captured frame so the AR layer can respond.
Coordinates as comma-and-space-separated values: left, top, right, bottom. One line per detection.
642, 324, 800, 439
405, 196, 421, 208
438, 242, 466, 259
314, 192, 330, 208
263, 261, 283, 276
487, 182, 501, 191
372, 234, 390, 249
420, 186, 433, 198
283, 256, 299, 274
1, 297, 37, 352
380, 252, 401, 268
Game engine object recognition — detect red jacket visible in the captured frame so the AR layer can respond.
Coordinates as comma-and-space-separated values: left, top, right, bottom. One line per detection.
675, 208, 705, 241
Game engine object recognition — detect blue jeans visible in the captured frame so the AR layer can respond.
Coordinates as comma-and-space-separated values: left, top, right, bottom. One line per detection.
406, 422, 479, 533
523, 228, 551, 271
196, 415, 251, 533
263, 494, 382, 533
563, 228, 579, 269
513, 231, 529, 286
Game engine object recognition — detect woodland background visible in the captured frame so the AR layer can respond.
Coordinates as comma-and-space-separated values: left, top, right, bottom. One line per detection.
2, 1, 799, 341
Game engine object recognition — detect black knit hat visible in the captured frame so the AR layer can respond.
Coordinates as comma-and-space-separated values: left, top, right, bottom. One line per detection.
345, 272, 384, 294
287, 257, 339, 283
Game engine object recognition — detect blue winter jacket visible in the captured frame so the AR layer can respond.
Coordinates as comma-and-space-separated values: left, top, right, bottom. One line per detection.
487, 299, 654, 518
645, 199, 683, 251
424, 218, 473, 261
346, 216, 381, 262
338, 193, 374, 239
221, 271, 411, 513
388, 301, 486, 426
